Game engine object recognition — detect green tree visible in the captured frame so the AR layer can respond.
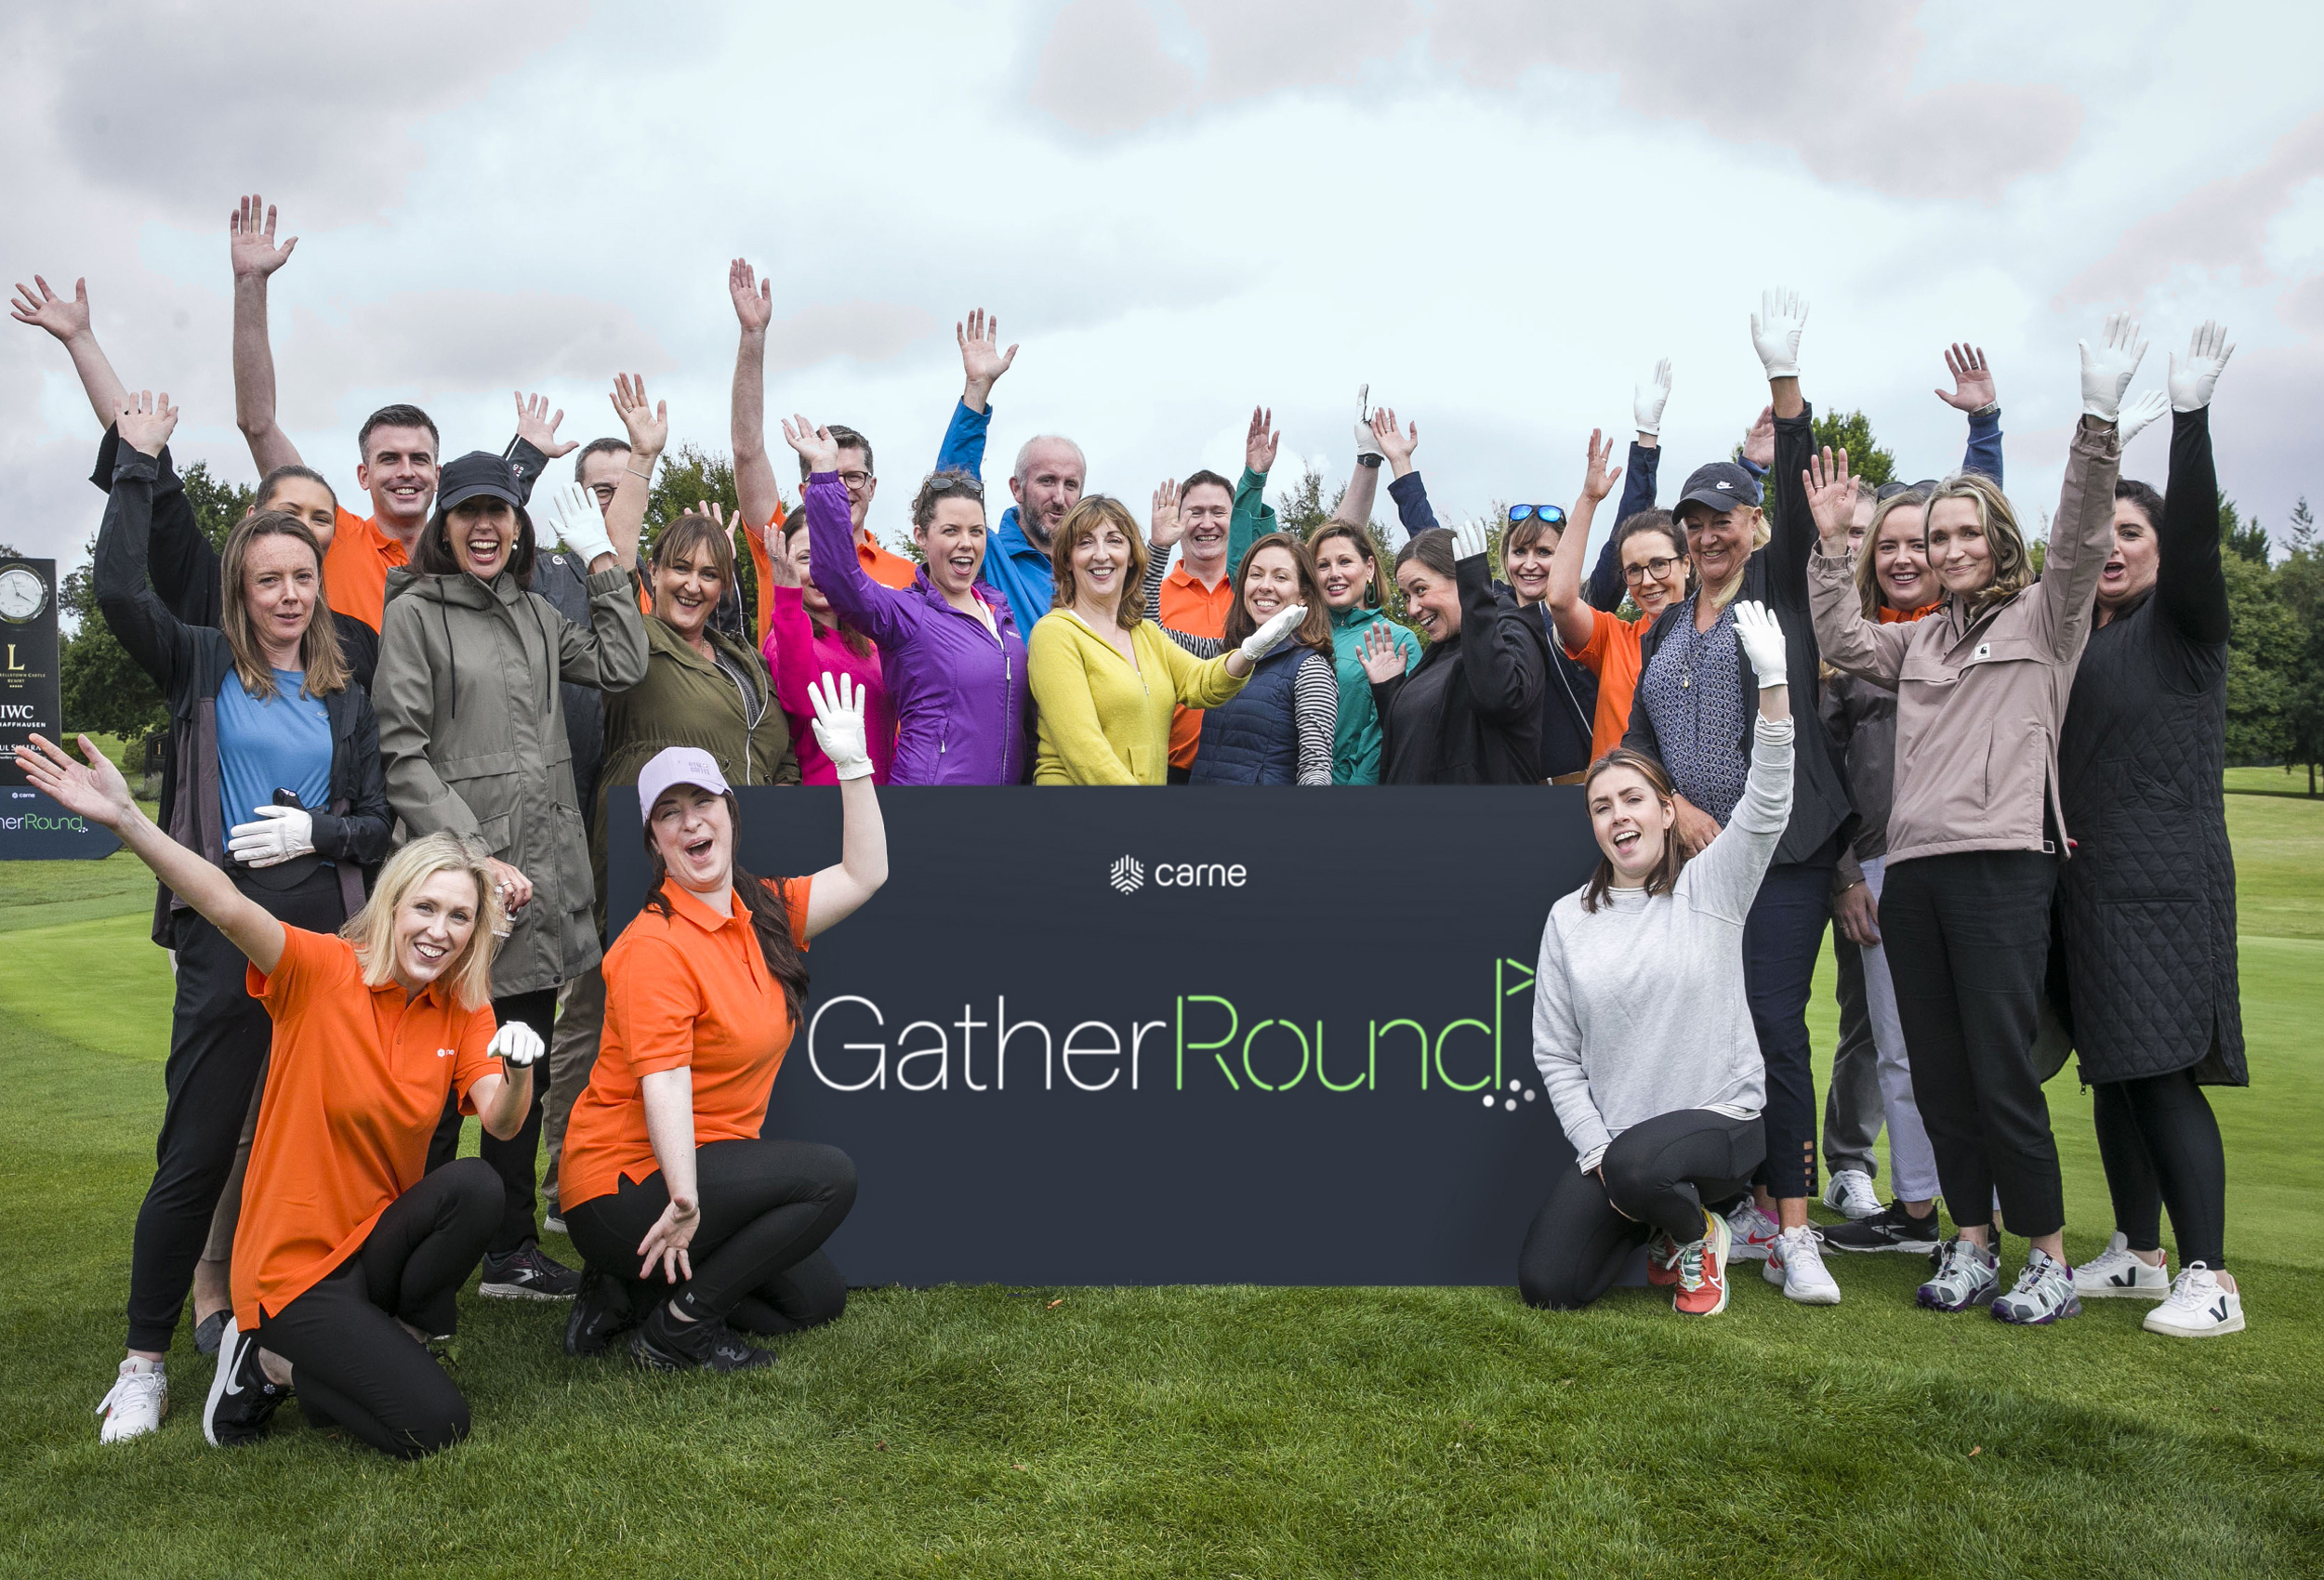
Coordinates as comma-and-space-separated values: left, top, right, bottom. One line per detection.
2221, 495, 2273, 565
59, 533, 167, 742
1811, 410, 1896, 490
182, 461, 256, 553
2275, 498, 2324, 792
2222, 553, 2299, 765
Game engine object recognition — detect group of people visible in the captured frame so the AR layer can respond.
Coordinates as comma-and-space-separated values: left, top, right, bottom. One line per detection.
7, 194, 2246, 1464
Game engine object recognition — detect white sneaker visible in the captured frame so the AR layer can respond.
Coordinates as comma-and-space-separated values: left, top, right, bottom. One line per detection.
96, 1358, 167, 1442
2144, 1263, 2244, 1338
1723, 1201, 1781, 1261
1821, 1168, 1881, 1221
1763, 1227, 1842, 1304
2073, 1231, 2170, 1299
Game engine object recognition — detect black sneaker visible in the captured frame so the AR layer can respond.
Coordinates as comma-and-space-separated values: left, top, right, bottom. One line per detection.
203, 1318, 290, 1447
192, 1310, 231, 1358
479, 1241, 581, 1300
629, 1298, 774, 1375
564, 1270, 637, 1357
1817, 1200, 1944, 1255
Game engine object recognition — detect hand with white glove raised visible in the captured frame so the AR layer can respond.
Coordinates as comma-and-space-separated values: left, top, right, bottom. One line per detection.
1449, 519, 1491, 565
2169, 319, 2234, 413
1633, 359, 1671, 438
1750, 289, 1809, 380
1353, 383, 1384, 466
808, 670, 876, 781
227, 803, 314, 868
488, 1020, 545, 1069
2115, 389, 2169, 450
1238, 602, 1309, 665
2079, 311, 2148, 423
544, 480, 617, 569
1731, 600, 1789, 690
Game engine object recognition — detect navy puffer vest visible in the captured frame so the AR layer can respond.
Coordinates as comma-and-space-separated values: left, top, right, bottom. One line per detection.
1189, 644, 1309, 784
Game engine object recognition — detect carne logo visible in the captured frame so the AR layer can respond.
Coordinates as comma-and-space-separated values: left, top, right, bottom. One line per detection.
1108, 855, 1144, 894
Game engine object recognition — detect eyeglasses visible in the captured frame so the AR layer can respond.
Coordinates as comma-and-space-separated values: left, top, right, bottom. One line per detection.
837, 469, 876, 491
1508, 504, 1567, 529
1876, 480, 1939, 502
1623, 556, 1684, 585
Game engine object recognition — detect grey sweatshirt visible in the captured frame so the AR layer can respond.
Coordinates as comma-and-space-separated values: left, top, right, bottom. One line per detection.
1531, 715, 1793, 1171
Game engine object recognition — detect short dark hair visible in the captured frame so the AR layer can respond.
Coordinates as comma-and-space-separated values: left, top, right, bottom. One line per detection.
357, 404, 440, 463
574, 437, 631, 481
414, 497, 537, 588
1179, 468, 1235, 507
255, 464, 337, 514
799, 424, 872, 481
2114, 478, 2165, 530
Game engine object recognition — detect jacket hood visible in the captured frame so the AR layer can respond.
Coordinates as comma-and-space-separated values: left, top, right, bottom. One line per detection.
386, 564, 520, 611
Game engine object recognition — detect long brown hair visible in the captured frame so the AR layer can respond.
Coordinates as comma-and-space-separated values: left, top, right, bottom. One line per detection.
1050, 496, 1150, 625
1306, 521, 1389, 609
1923, 472, 2032, 616
220, 511, 346, 701
1578, 749, 1686, 913
640, 789, 810, 1026
778, 516, 873, 658
1221, 532, 1332, 653
1856, 487, 1932, 619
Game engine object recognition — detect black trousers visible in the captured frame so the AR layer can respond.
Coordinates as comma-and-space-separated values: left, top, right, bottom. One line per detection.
1742, 860, 1833, 1201
1881, 849, 2065, 1237
565, 1138, 854, 1329
1518, 1109, 1763, 1311
253, 1155, 499, 1459
2093, 1069, 2226, 1267
427, 987, 557, 1255
125, 866, 347, 1352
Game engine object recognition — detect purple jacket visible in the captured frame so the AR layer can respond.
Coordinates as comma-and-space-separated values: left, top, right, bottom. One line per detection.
805, 471, 1031, 784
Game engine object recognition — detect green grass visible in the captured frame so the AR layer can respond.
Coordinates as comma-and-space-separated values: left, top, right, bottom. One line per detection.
4, 809, 2322, 1578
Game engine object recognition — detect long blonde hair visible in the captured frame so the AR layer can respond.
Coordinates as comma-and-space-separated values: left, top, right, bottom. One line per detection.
220, 511, 347, 700
1922, 471, 2032, 615
1855, 487, 1932, 619
340, 833, 501, 1010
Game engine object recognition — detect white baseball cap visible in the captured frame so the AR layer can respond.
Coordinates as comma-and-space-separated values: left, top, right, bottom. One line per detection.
636, 746, 730, 824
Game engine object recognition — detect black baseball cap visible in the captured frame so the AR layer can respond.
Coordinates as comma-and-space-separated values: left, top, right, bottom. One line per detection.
429, 451, 533, 535
1672, 461, 1763, 520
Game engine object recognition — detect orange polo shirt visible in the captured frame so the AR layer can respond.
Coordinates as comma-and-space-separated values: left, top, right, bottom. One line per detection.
324, 507, 410, 631
560, 876, 813, 1212
742, 507, 916, 646
233, 927, 498, 1329
1158, 563, 1235, 769
1567, 610, 1648, 764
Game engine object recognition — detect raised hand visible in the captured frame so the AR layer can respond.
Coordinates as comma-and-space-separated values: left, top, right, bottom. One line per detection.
1149, 479, 1184, 549
1633, 359, 1671, 437
1935, 343, 1997, 413
730, 258, 773, 334
115, 390, 178, 457
808, 671, 875, 781
2169, 320, 2235, 413
1740, 404, 1776, 469
1358, 621, 1406, 683
9, 274, 90, 343
782, 415, 840, 475
1750, 288, 1809, 380
2116, 389, 2169, 450
1370, 407, 1418, 474
1354, 383, 1384, 461
957, 308, 1017, 395
1246, 405, 1281, 476
1804, 446, 1857, 553
1239, 602, 1309, 664
514, 391, 576, 459
1579, 428, 1623, 505
1731, 599, 1789, 688
2079, 311, 2148, 423
230, 193, 297, 280
610, 373, 668, 458
544, 481, 616, 567
17, 734, 136, 829
1449, 519, 1490, 565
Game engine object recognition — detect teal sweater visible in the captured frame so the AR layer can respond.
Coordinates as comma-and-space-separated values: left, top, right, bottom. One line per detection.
1327, 604, 1419, 784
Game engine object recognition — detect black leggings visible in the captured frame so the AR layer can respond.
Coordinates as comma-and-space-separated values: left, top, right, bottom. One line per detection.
1518, 1109, 1763, 1311
2093, 1069, 2226, 1267
1881, 850, 2065, 1237
565, 1138, 855, 1330
125, 867, 346, 1352
253, 1155, 499, 1459
427, 987, 557, 1255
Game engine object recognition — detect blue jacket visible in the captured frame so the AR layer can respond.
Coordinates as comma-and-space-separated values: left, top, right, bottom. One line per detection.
1190, 644, 1309, 785
935, 400, 1054, 640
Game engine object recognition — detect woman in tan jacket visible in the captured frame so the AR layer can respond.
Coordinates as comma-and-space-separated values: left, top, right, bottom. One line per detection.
1806, 313, 2141, 1327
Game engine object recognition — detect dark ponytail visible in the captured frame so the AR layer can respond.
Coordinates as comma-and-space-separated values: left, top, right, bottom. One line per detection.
640, 791, 811, 1024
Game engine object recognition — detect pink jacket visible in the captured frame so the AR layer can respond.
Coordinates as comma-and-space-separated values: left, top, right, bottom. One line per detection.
1808, 416, 2119, 866
762, 585, 895, 785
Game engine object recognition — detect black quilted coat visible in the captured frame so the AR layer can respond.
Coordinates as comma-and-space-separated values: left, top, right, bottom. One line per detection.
2055, 407, 2244, 1086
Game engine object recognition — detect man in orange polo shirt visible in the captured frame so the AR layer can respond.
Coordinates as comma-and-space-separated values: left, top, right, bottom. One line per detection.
1154, 468, 1242, 781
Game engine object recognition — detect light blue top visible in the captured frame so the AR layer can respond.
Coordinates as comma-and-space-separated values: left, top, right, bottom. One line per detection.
217, 666, 331, 836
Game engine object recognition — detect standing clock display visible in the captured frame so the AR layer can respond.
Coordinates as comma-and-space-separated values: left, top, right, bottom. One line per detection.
0, 558, 116, 859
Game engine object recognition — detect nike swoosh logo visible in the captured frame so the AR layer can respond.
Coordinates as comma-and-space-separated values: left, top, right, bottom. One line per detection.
221, 1359, 245, 1397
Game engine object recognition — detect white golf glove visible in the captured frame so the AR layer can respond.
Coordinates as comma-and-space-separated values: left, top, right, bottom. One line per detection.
1449, 519, 1491, 564
488, 1020, 545, 1069
1732, 600, 1789, 690
1353, 383, 1384, 464
809, 671, 876, 781
545, 480, 617, 567
1633, 359, 1672, 437
1750, 290, 1808, 380
227, 803, 314, 868
2115, 389, 2169, 450
2079, 312, 2148, 423
1239, 603, 1309, 664
2169, 319, 2235, 413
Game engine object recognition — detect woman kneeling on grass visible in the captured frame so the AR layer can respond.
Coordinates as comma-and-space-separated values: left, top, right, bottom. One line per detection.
25, 730, 538, 1459
1521, 602, 1795, 1317
559, 679, 887, 1372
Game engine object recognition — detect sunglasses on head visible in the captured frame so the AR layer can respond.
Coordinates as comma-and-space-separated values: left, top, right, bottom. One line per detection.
1508, 504, 1567, 529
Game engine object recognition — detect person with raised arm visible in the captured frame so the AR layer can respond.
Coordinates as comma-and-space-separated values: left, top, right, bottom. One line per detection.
1304, 398, 1419, 783
1356, 408, 1549, 783
560, 709, 885, 1370
28, 733, 537, 1457
82, 391, 395, 1442
784, 414, 1029, 784
2057, 323, 2247, 1337
373, 436, 649, 1302
759, 510, 891, 785
1496, 491, 1600, 783
1807, 312, 2138, 1325
1524, 602, 1796, 1317
931, 308, 1086, 639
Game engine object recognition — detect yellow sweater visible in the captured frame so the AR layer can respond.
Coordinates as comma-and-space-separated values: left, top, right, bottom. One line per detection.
1028, 612, 1248, 784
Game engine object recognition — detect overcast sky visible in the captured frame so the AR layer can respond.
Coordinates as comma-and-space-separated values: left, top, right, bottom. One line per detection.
7, 1, 2323, 584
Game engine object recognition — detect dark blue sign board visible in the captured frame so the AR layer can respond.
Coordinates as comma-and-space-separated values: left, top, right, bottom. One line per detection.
0, 558, 117, 860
